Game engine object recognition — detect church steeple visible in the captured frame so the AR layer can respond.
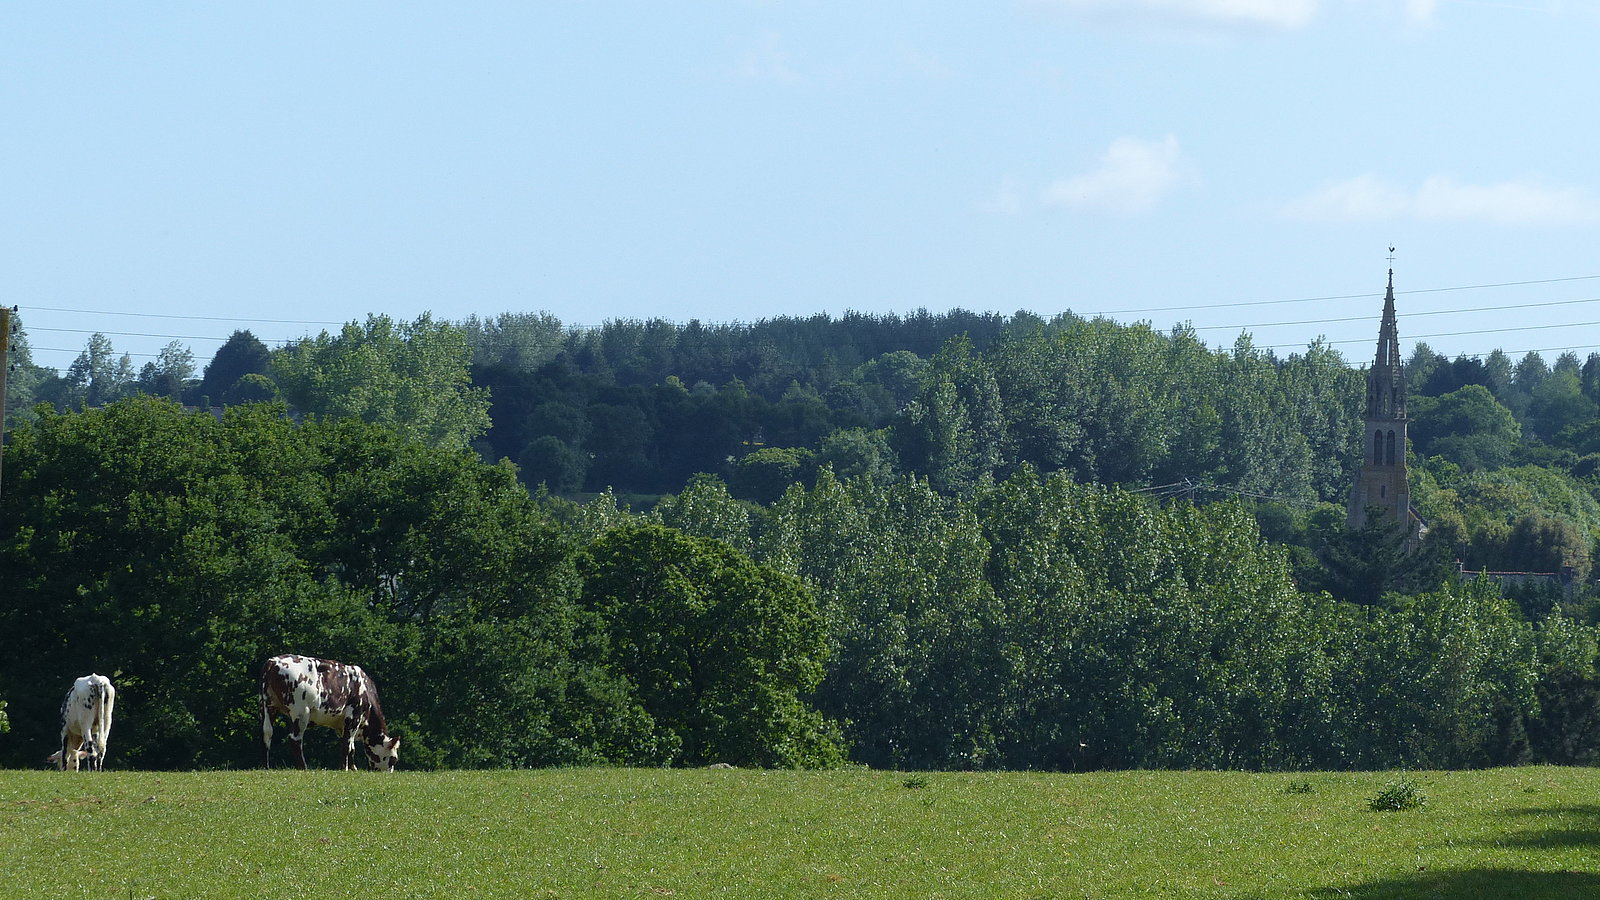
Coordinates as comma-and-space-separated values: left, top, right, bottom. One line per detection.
1348, 254, 1422, 545
1365, 263, 1407, 421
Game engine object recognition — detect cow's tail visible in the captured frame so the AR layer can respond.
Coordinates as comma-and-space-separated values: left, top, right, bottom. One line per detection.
259, 664, 273, 768
90, 676, 114, 771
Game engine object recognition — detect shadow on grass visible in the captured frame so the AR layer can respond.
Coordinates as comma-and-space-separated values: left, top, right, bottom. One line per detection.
1310, 868, 1600, 900
1309, 805, 1600, 898
1488, 804, 1600, 851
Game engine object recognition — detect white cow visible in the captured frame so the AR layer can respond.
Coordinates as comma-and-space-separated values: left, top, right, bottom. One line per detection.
59, 674, 115, 771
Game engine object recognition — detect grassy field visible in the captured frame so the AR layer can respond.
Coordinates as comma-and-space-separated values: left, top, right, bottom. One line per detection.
5, 767, 1600, 899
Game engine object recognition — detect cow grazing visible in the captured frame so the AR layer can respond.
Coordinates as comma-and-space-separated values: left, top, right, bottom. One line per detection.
45, 748, 92, 768
259, 654, 400, 771
59, 674, 115, 772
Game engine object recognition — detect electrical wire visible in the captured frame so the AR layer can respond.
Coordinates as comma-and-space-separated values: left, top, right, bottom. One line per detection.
17, 271, 1600, 329
21, 297, 1600, 355
20, 305, 347, 326
1196, 296, 1600, 332
1085, 273, 1600, 316
17, 271, 1600, 366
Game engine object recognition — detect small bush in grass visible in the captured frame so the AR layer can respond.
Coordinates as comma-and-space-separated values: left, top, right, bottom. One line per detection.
903, 775, 929, 790
1284, 780, 1313, 795
1369, 777, 1426, 811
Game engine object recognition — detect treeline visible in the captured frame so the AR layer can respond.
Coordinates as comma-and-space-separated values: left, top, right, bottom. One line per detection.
7, 309, 1361, 502
3, 397, 1600, 771
10, 306, 1600, 772
468, 314, 1367, 505
14, 307, 1600, 584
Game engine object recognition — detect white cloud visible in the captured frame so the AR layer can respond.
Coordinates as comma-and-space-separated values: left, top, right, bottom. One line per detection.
1032, 0, 1321, 30
1281, 174, 1410, 220
1030, 0, 1458, 31
1044, 135, 1186, 216
1414, 175, 1598, 223
1284, 174, 1600, 224
1404, 0, 1440, 23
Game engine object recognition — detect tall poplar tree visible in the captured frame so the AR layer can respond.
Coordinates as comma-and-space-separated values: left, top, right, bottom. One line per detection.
270, 313, 491, 449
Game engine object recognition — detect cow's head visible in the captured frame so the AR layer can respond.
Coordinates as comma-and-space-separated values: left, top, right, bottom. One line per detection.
45, 748, 93, 769
366, 735, 400, 772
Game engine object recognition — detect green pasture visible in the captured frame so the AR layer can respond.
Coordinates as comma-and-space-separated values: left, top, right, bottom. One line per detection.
5, 767, 1600, 899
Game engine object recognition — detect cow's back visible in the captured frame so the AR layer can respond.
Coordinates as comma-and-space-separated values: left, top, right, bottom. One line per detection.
261, 654, 364, 728
63, 675, 110, 728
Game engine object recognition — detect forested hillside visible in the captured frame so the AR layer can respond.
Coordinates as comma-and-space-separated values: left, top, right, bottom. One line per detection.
11, 307, 1600, 579
7, 309, 1600, 771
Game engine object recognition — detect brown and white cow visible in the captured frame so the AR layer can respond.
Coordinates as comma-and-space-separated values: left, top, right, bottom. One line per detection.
259, 654, 400, 771
58, 674, 115, 771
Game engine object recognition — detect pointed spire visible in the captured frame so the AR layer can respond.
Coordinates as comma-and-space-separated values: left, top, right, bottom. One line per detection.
1365, 252, 1407, 420
1377, 270, 1400, 369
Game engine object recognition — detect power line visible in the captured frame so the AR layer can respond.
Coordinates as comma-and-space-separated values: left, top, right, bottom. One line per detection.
21, 305, 348, 327
1086, 273, 1600, 316
1258, 319, 1600, 348
22, 295, 1600, 354
1282, 343, 1600, 362
1196, 296, 1600, 333
31, 327, 242, 342
31, 346, 199, 360
17, 272, 1600, 374
18, 271, 1600, 329
26, 326, 1600, 366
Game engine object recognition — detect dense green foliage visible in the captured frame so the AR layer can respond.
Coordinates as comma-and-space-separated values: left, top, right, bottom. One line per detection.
579, 524, 844, 767
14, 309, 1600, 575
10, 308, 1600, 772
270, 313, 492, 449
5, 397, 1600, 771
7, 309, 1365, 503
0, 399, 793, 769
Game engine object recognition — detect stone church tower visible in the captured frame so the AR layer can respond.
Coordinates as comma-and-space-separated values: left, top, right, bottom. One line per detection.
1347, 266, 1425, 544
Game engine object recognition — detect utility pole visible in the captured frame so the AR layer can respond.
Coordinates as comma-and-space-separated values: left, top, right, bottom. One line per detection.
0, 304, 11, 501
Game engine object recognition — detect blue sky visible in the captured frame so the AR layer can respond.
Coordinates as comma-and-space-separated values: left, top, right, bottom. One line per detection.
6, 1, 1600, 374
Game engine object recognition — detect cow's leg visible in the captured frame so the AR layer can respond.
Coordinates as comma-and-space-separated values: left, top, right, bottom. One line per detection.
287, 720, 308, 770
86, 717, 104, 771
61, 731, 83, 772
341, 714, 359, 771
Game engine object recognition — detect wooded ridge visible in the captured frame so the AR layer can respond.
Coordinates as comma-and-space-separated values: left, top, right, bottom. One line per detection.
4, 309, 1600, 770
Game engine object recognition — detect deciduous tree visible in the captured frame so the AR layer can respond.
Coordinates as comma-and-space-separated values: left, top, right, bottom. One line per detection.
579, 523, 844, 767
270, 313, 490, 449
